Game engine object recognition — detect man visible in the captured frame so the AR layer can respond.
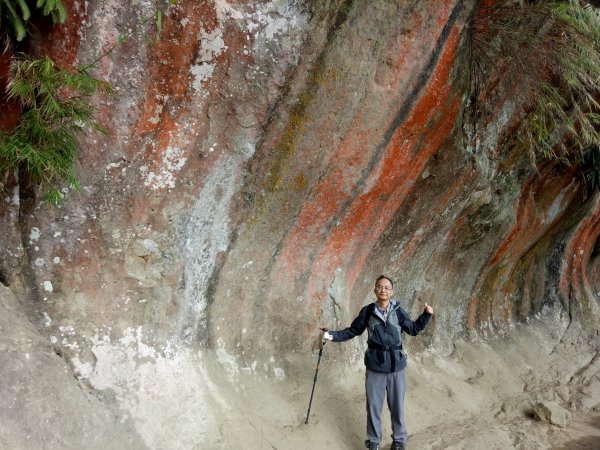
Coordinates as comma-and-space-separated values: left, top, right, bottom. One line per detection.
322, 275, 433, 450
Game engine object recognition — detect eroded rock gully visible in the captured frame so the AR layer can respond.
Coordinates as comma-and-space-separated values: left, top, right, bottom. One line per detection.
1, 1, 599, 449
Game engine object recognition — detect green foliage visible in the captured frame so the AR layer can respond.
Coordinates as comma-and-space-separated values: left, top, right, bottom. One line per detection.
582, 146, 600, 195
525, 1, 600, 158
0, 0, 66, 41
156, 0, 177, 39
0, 54, 110, 204
0, 1, 179, 204
466, 0, 600, 195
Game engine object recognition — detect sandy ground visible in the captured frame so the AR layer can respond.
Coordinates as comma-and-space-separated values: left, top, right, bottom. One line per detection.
207, 361, 600, 450
207, 360, 600, 450
2, 283, 599, 449
201, 309, 600, 450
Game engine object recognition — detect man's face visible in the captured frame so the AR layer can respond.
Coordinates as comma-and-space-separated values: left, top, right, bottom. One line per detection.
374, 278, 393, 302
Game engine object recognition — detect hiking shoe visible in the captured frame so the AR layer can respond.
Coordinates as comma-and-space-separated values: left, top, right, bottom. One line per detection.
364, 440, 380, 450
391, 441, 406, 450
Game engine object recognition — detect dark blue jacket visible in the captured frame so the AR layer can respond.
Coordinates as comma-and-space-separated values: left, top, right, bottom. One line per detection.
330, 300, 431, 373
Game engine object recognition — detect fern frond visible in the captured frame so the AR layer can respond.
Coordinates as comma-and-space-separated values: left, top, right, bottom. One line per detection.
0, 53, 111, 201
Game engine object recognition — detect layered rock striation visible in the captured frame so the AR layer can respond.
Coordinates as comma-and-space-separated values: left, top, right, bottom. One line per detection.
1, 0, 599, 448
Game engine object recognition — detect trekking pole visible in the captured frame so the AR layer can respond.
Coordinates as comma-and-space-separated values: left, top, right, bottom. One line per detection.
305, 328, 327, 424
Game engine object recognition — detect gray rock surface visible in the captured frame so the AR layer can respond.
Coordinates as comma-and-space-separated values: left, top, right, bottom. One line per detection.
0, 284, 146, 449
0, 0, 599, 448
534, 401, 572, 428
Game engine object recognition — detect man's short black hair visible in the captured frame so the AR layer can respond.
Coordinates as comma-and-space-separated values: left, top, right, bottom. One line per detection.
376, 275, 393, 288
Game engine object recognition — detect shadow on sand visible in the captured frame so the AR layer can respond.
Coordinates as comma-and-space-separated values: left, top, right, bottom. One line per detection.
555, 415, 600, 450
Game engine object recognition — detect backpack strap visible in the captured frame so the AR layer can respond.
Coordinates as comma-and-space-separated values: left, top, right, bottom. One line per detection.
366, 302, 376, 320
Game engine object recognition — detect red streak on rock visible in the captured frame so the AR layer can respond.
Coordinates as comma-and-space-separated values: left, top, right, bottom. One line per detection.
35, 0, 83, 68
277, 3, 459, 310
0, 50, 20, 132
559, 199, 600, 306
490, 166, 576, 266
128, 2, 247, 192
466, 165, 579, 332
287, 21, 461, 342
336, 27, 461, 304
132, 2, 209, 142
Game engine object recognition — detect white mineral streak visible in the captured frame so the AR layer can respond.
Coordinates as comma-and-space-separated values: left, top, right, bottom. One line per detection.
42, 312, 52, 327
467, 100, 517, 181
478, 99, 516, 154
29, 227, 41, 241
273, 367, 286, 380
190, 27, 225, 95
215, 0, 307, 44
216, 337, 239, 381
144, 146, 188, 190
178, 153, 238, 340
546, 181, 576, 224
142, 238, 161, 255
189, 0, 309, 96
73, 326, 224, 449
43, 12, 311, 450
11, 184, 19, 205
148, 95, 167, 124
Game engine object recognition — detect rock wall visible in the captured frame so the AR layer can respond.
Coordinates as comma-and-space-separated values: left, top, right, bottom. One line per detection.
0, 284, 145, 449
1, 0, 599, 448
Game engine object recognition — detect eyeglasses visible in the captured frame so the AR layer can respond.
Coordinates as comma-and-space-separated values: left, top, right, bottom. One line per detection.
375, 285, 392, 291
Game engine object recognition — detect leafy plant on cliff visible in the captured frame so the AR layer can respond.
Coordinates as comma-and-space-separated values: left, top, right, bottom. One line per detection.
0, 1, 179, 203
582, 145, 600, 193
465, 0, 600, 195
0, 0, 66, 41
0, 54, 110, 203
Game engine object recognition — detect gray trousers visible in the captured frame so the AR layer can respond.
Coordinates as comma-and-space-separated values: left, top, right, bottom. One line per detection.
365, 368, 407, 444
